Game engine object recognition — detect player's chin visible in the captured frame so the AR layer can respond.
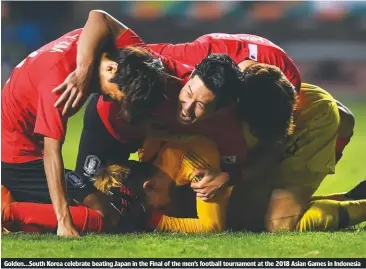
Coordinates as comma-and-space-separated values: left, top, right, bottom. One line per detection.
178, 115, 194, 125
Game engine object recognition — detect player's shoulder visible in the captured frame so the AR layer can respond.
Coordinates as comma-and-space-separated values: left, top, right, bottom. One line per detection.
39, 28, 82, 57
202, 32, 284, 50
28, 29, 82, 82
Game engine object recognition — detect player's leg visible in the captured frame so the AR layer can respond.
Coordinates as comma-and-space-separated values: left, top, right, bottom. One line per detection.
335, 100, 355, 163
297, 199, 366, 231
1, 160, 93, 205
2, 201, 104, 233
265, 83, 340, 232
1, 168, 106, 234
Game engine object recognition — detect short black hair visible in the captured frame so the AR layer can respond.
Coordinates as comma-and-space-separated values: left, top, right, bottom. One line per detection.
238, 64, 297, 142
191, 54, 244, 109
107, 46, 168, 124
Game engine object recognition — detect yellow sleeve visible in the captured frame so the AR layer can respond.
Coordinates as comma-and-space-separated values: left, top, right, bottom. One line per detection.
156, 187, 232, 233
155, 136, 232, 233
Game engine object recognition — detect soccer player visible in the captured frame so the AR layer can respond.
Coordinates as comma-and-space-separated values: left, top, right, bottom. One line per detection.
1, 12, 179, 237
53, 11, 355, 232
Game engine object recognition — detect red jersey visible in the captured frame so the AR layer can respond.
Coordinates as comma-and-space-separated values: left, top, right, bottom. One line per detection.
1, 29, 148, 164
147, 33, 301, 91
96, 30, 248, 165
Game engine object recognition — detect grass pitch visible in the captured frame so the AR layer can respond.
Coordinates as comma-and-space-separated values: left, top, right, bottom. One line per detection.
2, 101, 366, 258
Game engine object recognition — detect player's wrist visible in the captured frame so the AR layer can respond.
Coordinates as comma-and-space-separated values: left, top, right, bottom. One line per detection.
76, 64, 93, 80
56, 208, 73, 224
76, 57, 95, 77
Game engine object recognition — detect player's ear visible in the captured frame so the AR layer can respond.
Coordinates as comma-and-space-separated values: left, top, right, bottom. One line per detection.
143, 180, 154, 192
106, 62, 118, 75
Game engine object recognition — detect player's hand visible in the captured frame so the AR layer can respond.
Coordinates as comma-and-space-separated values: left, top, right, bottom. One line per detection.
190, 169, 229, 201
53, 68, 92, 116
57, 220, 80, 238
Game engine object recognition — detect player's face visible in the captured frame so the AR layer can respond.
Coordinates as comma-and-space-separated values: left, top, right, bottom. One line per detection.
177, 75, 217, 125
99, 53, 125, 102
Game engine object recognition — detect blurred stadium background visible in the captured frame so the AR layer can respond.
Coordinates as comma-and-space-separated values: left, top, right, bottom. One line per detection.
2, 1, 366, 99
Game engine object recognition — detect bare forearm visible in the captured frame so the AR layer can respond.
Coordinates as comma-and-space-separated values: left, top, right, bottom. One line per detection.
44, 142, 71, 222
77, 10, 127, 69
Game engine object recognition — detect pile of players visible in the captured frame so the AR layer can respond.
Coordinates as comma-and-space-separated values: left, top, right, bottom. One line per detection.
2, 10, 365, 237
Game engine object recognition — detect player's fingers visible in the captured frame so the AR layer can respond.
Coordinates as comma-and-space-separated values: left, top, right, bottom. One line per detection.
200, 196, 209, 202
196, 192, 206, 198
72, 93, 84, 109
191, 169, 207, 178
62, 88, 77, 116
191, 181, 204, 190
52, 82, 66, 93
54, 85, 73, 107
207, 191, 216, 200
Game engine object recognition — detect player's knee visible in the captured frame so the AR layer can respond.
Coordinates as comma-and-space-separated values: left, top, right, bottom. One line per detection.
296, 200, 341, 232
265, 189, 307, 232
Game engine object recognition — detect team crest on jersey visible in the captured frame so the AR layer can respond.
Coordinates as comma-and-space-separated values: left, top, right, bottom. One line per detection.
66, 172, 86, 188
221, 156, 237, 164
84, 155, 101, 176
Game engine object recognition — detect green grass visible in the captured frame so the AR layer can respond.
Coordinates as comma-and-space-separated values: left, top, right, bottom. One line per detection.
2, 231, 366, 258
2, 101, 366, 258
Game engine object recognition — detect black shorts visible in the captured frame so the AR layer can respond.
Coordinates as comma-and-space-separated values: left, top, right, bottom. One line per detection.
1, 160, 94, 204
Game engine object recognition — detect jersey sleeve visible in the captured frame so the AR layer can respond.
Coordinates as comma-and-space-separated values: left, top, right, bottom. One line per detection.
147, 37, 211, 66
115, 29, 147, 49
34, 66, 68, 141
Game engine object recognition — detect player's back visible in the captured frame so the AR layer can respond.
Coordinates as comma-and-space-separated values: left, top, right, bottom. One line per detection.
1, 29, 81, 163
148, 32, 301, 91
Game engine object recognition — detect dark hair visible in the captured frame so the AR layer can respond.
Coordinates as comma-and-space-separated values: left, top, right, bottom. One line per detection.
107, 47, 167, 124
238, 64, 297, 142
191, 54, 244, 109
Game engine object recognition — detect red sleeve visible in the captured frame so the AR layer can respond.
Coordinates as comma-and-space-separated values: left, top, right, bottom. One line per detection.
281, 55, 301, 92
115, 29, 147, 49
34, 66, 68, 141
147, 38, 210, 66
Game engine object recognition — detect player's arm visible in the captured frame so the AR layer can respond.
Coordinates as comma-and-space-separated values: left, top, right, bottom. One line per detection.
35, 71, 80, 237
53, 10, 129, 114
148, 36, 211, 66
43, 137, 79, 237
